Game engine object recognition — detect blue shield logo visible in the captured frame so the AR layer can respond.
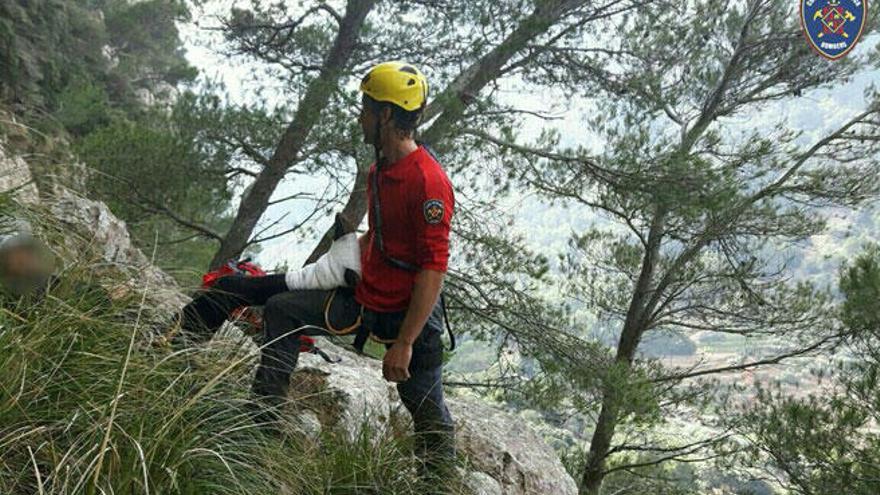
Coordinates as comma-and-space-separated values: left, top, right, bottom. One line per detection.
801, 0, 867, 60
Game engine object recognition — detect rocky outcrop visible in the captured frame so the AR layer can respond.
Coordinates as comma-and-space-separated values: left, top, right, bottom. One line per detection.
46, 187, 188, 310
0, 133, 39, 204
463, 471, 503, 495
134, 81, 178, 110
290, 340, 579, 495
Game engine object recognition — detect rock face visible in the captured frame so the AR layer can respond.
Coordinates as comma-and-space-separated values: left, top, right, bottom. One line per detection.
134, 81, 178, 110
462, 471, 503, 495
47, 187, 187, 310
450, 397, 578, 495
0, 140, 39, 204
292, 340, 579, 495
0, 136, 577, 495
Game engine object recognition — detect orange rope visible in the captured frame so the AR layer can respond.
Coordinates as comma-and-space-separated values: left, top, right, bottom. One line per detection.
323, 289, 363, 335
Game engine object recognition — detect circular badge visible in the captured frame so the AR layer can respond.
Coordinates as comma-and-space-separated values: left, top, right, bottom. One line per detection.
423, 199, 444, 224
801, 0, 867, 60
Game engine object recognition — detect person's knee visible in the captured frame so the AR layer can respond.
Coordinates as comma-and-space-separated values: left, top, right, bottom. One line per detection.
264, 290, 330, 331
398, 371, 448, 420
265, 292, 315, 337
263, 294, 289, 333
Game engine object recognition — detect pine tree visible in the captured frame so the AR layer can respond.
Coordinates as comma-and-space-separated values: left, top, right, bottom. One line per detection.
482, 0, 880, 491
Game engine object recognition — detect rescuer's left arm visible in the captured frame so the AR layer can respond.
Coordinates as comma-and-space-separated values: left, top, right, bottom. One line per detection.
382, 167, 454, 383
383, 269, 444, 382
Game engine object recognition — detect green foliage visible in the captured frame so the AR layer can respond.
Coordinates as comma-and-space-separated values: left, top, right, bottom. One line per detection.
513, 0, 880, 491
0, 0, 195, 122
22, 0, 196, 136
840, 243, 880, 334
54, 79, 115, 136
739, 377, 880, 494
102, 0, 197, 90
0, 0, 107, 109
74, 97, 237, 284
76, 114, 221, 222
733, 246, 880, 494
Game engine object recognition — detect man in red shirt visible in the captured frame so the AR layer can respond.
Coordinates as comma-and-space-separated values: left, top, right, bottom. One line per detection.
174, 61, 456, 474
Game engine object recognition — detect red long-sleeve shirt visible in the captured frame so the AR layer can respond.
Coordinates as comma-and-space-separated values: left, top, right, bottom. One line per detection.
354, 146, 454, 312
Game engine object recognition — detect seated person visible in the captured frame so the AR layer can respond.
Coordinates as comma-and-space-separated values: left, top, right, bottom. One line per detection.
169, 213, 361, 345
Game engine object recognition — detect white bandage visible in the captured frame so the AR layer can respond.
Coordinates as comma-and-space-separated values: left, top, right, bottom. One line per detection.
285, 233, 361, 290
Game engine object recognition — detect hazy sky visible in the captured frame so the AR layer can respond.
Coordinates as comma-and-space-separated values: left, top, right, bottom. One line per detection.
179, 9, 880, 273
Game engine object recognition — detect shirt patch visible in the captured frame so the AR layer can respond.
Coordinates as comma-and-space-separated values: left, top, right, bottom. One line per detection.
423, 199, 444, 224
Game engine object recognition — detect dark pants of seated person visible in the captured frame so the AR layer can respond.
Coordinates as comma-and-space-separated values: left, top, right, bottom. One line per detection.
177, 275, 456, 471
175, 274, 289, 344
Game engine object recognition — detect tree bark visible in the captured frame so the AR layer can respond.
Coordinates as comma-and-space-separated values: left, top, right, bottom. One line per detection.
209, 0, 377, 269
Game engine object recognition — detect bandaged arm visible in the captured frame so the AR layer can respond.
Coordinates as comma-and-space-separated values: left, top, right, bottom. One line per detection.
285, 232, 361, 290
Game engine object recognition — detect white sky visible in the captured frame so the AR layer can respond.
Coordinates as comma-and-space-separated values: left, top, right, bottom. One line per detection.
179, 10, 880, 274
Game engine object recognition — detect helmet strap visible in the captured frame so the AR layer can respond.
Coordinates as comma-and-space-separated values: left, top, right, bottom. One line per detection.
373, 114, 383, 167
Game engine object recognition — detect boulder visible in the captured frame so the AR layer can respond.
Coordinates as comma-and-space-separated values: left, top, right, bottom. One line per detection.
290, 339, 578, 495
48, 188, 188, 312
0, 140, 39, 204
462, 470, 503, 495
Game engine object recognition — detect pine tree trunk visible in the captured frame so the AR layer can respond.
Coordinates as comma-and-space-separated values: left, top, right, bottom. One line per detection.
209, 0, 376, 269
579, 399, 621, 494
579, 211, 666, 494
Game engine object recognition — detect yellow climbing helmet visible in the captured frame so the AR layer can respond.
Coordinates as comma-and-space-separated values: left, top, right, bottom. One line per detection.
359, 61, 428, 112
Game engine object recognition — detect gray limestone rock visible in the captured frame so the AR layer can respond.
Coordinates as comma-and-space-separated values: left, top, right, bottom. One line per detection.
290, 339, 578, 495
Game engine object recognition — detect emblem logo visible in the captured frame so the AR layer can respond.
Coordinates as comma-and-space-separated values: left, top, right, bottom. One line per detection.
423, 199, 444, 224
801, 0, 867, 60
